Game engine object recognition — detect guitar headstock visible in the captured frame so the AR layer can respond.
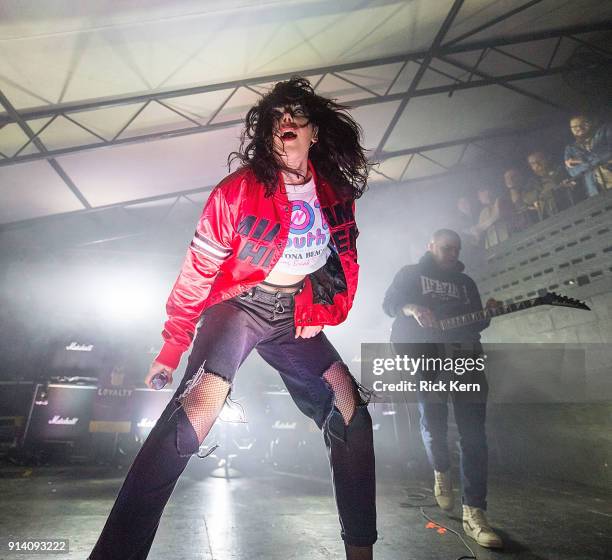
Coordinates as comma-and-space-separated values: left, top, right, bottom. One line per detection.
537, 291, 590, 311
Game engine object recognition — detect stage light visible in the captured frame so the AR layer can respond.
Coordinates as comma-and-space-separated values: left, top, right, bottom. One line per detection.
87, 268, 163, 323
102, 284, 153, 321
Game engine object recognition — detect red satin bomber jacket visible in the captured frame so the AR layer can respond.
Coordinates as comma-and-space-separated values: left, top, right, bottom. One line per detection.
155, 163, 360, 369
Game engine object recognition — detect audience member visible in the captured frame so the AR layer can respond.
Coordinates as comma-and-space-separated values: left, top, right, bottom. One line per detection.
565, 113, 612, 196
474, 187, 510, 249
502, 168, 538, 232
445, 109, 610, 254
527, 151, 575, 219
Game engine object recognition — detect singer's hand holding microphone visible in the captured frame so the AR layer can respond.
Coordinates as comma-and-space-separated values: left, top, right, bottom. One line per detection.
145, 361, 175, 390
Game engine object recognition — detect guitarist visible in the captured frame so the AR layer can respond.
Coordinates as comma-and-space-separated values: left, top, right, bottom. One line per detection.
382, 228, 503, 549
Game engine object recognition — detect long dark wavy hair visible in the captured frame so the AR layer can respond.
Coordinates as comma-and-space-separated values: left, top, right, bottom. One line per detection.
228, 76, 369, 199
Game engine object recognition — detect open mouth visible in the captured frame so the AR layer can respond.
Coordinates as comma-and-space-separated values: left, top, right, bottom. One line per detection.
280, 130, 297, 141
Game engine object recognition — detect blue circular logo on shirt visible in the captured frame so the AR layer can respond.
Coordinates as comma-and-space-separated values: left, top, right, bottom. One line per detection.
289, 200, 315, 234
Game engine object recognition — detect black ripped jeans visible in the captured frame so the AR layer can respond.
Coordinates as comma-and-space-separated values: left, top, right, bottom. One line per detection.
89, 286, 377, 559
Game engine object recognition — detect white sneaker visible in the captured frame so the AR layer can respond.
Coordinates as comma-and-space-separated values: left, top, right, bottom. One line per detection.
462, 505, 503, 548
433, 470, 454, 511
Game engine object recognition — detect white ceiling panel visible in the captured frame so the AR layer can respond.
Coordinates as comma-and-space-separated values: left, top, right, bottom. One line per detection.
420, 144, 472, 168
119, 101, 198, 139
387, 60, 422, 94
347, 100, 402, 152
55, 124, 242, 207
514, 74, 595, 111
0, 0, 608, 226
316, 73, 378, 103
385, 83, 560, 152
165, 89, 240, 124
0, 1, 445, 111
65, 104, 153, 140
0, 161, 84, 223
213, 86, 262, 124
447, 0, 612, 45
419, 65, 461, 89
336, 63, 407, 97
372, 153, 412, 182
401, 153, 450, 179
32, 115, 104, 150
0, 121, 44, 157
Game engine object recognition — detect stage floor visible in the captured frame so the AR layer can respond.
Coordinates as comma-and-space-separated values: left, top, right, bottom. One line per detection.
0, 462, 610, 559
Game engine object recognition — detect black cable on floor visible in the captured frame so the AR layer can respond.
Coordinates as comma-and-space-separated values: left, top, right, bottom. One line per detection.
419, 507, 477, 560
399, 485, 437, 508
400, 486, 478, 560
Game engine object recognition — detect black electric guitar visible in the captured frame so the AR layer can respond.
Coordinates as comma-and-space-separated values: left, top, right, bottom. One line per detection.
436, 291, 590, 331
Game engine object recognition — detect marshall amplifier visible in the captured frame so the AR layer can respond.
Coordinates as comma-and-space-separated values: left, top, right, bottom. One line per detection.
23, 383, 96, 446
131, 387, 174, 439
47, 337, 109, 382
90, 384, 134, 434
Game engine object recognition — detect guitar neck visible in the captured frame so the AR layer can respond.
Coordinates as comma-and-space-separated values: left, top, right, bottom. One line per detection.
438, 298, 540, 331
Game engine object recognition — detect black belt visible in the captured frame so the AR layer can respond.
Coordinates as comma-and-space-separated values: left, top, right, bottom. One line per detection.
259, 279, 305, 294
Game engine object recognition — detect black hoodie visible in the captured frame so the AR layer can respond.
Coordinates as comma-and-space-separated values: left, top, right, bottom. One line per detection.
383, 252, 489, 343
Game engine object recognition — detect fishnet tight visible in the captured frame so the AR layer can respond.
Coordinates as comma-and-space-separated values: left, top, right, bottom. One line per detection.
179, 372, 230, 444
323, 362, 359, 426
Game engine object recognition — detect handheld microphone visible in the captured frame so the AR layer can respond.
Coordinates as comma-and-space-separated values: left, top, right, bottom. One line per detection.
150, 372, 168, 390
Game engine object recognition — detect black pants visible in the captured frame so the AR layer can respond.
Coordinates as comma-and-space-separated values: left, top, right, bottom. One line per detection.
89, 287, 377, 559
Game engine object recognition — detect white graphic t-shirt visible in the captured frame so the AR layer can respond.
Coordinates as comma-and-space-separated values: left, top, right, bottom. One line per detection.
271, 177, 331, 274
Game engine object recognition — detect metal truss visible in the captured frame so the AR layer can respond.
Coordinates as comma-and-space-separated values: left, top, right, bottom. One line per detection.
372, 0, 466, 159
0, 3, 610, 231
0, 119, 561, 235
